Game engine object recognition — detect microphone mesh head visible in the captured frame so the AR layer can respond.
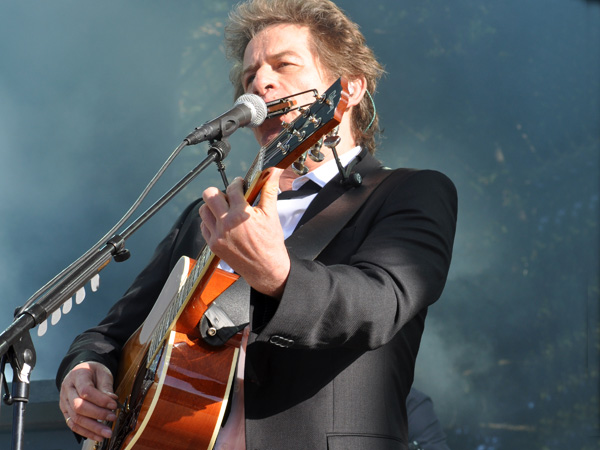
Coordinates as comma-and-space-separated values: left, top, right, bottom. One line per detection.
235, 93, 268, 128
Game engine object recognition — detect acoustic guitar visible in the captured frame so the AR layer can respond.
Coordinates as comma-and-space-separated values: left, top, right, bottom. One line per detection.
83, 77, 349, 450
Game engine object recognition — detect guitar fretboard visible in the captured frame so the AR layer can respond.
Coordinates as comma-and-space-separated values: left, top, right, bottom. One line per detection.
147, 245, 215, 364
143, 77, 347, 368
145, 147, 268, 364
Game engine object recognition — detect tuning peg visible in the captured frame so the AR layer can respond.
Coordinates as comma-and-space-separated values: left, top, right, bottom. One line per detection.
292, 161, 309, 175
292, 152, 309, 175
307, 115, 322, 127
323, 135, 341, 149
277, 141, 290, 155
308, 139, 325, 162
292, 129, 306, 141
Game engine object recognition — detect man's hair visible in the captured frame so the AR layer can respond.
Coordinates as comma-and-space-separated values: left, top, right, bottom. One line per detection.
225, 0, 385, 153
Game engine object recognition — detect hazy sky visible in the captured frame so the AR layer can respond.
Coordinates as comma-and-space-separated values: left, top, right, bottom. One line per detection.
0, 0, 228, 379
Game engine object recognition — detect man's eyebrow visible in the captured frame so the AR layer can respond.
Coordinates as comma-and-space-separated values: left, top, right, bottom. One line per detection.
242, 50, 302, 78
242, 64, 257, 80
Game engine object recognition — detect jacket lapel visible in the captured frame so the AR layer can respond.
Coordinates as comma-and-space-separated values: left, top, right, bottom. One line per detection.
296, 150, 384, 228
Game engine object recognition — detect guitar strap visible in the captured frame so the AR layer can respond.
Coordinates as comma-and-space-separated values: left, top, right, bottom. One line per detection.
199, 164, 398, 346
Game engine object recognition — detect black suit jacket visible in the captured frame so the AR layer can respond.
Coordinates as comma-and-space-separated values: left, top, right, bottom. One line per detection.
57, 152, 457, 450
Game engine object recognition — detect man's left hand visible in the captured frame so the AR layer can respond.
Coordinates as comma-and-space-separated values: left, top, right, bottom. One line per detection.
199, 168, 290, 299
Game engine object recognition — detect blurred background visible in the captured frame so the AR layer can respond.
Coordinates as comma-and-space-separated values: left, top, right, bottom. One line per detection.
0, 0, 598, 448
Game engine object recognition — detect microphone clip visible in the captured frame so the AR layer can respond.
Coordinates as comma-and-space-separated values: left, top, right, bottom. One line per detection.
322, 131, 362, 188
340, 161, 363, 188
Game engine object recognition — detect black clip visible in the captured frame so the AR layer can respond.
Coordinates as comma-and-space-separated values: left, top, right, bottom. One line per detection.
199, 304, 247, 347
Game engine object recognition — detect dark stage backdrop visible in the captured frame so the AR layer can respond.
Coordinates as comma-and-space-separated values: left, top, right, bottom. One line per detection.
0, 1, 598, 448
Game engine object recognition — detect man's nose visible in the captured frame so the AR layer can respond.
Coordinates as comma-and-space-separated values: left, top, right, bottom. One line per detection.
250, 66, 277, 97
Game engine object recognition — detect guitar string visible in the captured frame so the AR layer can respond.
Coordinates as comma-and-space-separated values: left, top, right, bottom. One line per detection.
144, 85, 340, 367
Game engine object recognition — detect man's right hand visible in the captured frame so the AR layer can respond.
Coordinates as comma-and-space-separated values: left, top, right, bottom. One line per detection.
59, 361, 119, 442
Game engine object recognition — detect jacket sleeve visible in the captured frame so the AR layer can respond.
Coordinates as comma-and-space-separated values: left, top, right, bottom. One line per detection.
252, 169, 458, 351
55, 198, 205, 388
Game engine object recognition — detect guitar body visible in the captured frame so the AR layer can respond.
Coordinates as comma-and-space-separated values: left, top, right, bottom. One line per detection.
83, 78, 349, 450
84, 257, 241, 450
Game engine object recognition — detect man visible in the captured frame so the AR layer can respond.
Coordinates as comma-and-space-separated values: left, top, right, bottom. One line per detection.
56, 1, 457, 449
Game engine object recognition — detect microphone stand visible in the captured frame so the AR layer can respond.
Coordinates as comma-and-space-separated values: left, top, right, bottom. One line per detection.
0, 137, 232, 450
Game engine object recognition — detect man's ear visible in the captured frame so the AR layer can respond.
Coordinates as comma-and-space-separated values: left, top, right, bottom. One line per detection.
346, 75, 367, 109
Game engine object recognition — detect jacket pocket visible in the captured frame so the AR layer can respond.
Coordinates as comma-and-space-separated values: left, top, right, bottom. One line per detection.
327, 433, 406, 450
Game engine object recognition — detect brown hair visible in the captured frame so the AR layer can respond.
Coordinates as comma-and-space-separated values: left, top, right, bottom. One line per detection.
225, 0, 385, 153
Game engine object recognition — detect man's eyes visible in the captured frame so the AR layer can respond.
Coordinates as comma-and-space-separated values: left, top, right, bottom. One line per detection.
243, 61, 297, 89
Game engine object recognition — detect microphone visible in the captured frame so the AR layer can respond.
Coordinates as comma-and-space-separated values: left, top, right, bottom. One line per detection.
185, 93, 268, 145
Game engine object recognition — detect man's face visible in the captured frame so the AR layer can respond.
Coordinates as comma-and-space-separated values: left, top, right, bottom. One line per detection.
242, 23, 334, 147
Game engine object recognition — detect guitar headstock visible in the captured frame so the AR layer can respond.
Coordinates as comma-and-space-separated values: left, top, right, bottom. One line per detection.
262, 77, 349, 170
242, 78, 349, 194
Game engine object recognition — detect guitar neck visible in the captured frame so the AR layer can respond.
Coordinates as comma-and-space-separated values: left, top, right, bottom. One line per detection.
146, 77, 349, 363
